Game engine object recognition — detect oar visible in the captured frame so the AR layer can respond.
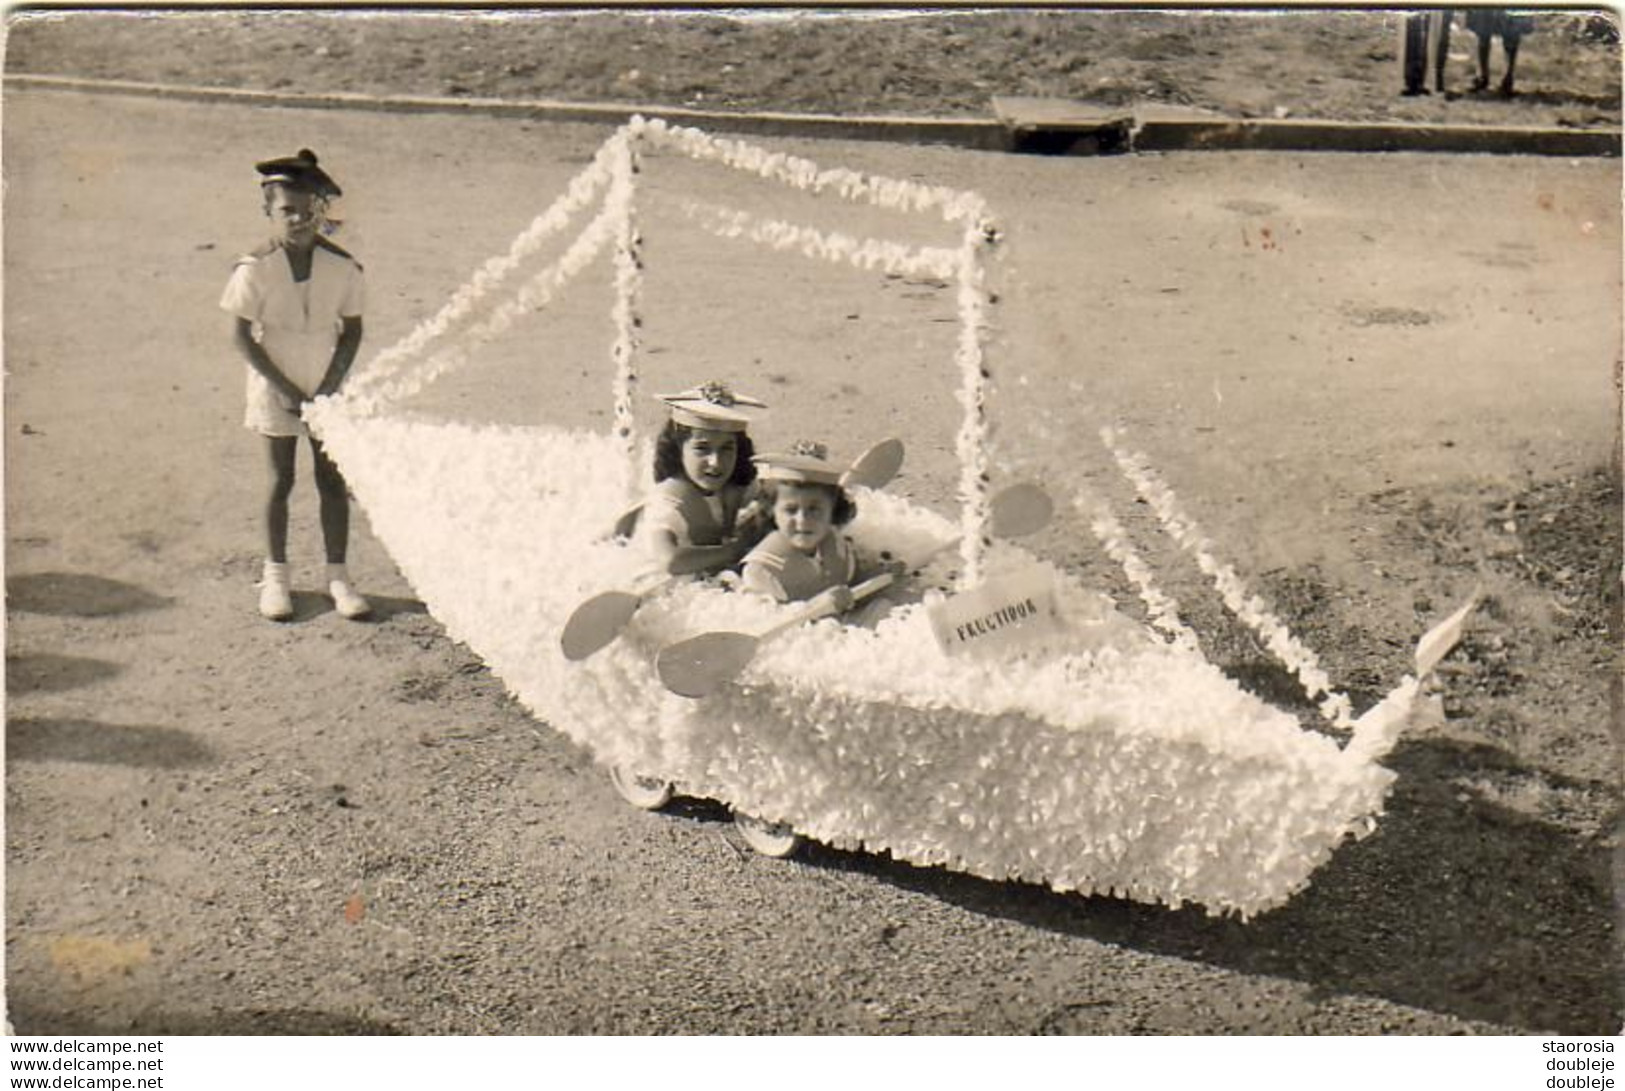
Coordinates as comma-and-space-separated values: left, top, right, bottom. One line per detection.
656, 482, 1053, 698
610, 501, 644, 542
560, 571, 669, 661
561, 437, 907, 661
840, 436, 904, 491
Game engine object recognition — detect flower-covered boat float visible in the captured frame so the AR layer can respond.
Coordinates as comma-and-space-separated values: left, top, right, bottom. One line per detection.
306, 118, 1471, 919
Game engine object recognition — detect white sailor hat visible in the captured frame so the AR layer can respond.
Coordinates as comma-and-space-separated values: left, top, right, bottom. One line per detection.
657, 380, 768, 433
753, 440, 844, 486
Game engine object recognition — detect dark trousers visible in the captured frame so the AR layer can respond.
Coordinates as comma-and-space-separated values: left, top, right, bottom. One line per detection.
1401, 11, 1451, 94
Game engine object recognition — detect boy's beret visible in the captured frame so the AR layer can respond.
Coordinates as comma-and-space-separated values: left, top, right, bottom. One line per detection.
256, 148, 342, 198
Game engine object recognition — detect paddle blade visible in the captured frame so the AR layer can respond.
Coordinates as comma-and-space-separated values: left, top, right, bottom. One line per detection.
988, 482, 1054, 538
611, 501, 644, 541
657, 631, 761, 698
842, 438, 905, 490
560, 591, 642, 661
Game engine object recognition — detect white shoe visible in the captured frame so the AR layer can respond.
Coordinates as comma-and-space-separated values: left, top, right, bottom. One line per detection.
258, 561, 293, 621
327, 569, 371, 620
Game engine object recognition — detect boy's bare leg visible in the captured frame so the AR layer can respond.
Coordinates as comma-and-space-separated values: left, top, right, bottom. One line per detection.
265, 435, 298, 563
312, 436, 370, 618
259, 436, 299, 620
311, 436, 349, 565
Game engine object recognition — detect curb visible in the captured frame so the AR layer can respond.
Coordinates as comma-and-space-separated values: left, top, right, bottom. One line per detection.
2, 74, 1012, 151
1135, 117, 1621, 157
6, 73, 1620, 159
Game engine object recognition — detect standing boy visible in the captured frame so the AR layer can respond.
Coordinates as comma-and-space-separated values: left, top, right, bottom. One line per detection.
221, 149, 369, 621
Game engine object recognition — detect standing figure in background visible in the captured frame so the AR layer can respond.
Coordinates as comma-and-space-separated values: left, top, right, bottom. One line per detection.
221, 149, 370, 622
1401, 10, 1452, 96
1466, 9, 1532, 97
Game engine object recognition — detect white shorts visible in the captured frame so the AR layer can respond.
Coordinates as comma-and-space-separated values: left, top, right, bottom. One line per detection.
243, 370, 307, 438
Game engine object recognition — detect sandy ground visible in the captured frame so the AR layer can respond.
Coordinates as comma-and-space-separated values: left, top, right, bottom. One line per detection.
3, 60, 1621, 1035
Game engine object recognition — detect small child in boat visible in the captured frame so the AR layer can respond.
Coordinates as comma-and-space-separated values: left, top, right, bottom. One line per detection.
740, 441, 905, 614
641, 381, 772, 577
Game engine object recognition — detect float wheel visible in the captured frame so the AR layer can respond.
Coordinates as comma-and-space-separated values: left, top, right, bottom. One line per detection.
609, 766, 673, 810
733, 811, 802, 858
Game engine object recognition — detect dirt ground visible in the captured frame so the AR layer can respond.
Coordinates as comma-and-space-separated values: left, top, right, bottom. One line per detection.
3, 10, 1622, 1039
5, 7, 1621, 129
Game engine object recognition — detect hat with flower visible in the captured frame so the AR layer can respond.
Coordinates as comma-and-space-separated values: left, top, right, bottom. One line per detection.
657, 380, 768, 433
752, 440, 847, 486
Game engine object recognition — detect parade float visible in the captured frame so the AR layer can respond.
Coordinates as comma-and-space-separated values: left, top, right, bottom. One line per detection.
306, 118, 1468, 919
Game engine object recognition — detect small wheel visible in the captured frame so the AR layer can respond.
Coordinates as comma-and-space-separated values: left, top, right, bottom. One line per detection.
609, 766, 673, 810
734, 811, 802, 858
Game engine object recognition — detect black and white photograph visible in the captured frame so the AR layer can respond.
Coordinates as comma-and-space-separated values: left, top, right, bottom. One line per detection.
2, 4, 1620, 1047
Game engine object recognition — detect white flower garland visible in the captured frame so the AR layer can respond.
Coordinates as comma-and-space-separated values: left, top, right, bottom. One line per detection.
345, 134, 625, 406
634, 116, 988, 226
670, 197, 964, 282
1078, 493, 1202, 652
350, 203, 620, 412
610, 130, 644, 475
953, 218, 996, 585
1101, 427, 1355, 728
1010, 396, 1197, 651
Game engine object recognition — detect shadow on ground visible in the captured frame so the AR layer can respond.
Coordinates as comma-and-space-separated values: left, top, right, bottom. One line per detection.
5, 653, 121, 695
6, 717, 215, 769
794, 736, 1619, 1034
9, 1005, 403, 1035
360, 594, 429, 622
1499, 88, 1623, 110
6, 572, 172, 617
266, 591, 426, 624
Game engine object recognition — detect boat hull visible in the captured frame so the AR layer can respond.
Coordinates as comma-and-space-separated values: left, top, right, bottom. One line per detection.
310, 404, 1399, 918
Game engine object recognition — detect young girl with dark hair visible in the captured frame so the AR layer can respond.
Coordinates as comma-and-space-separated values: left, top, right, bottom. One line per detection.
639, 381, 771, 577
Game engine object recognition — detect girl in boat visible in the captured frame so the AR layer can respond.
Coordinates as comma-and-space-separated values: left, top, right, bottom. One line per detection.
641, 381, 772, 577
739, 441, 905, 614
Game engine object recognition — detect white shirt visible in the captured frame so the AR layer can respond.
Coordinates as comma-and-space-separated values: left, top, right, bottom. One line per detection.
220, 237, 365, 395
